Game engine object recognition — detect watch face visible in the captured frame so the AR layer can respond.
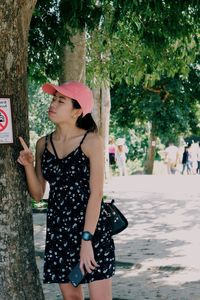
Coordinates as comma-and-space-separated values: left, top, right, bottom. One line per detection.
82, 231, 93, 240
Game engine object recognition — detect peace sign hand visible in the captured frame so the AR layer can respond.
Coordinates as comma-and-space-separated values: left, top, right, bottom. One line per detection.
17, 136, 34, 166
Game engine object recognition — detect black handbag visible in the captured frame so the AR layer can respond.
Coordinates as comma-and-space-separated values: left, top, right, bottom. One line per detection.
104, 199, 128, 235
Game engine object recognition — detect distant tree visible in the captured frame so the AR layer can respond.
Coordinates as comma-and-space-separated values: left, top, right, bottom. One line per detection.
111, 57, 200, 173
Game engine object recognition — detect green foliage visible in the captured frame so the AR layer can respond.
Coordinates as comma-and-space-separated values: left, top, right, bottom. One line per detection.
29, 80, 54, 138
32, 199, 48, 209
110, 31, 198, 86
87, 0, 200, 86
110, 0, 200, 40
28, 0, 103, 82
29, 0, 200, 86
110, 58, 200, 148
109, 121, 149, 162
29, 0, 62, 82
59, 0, 103, 31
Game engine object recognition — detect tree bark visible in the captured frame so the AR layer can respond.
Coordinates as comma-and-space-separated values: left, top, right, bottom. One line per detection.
59, 30, 86, 83
101, 85, 111, 181
92, 83, 111, 181
0, 1, 44, 299
92, 88, 101, 129
144, 123, 157, 174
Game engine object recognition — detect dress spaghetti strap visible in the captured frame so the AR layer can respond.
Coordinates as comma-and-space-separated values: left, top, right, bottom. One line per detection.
50, 133, 59, 160
49, 131, 89, 160
80, 131, 89, 146
45, 135, 49, 148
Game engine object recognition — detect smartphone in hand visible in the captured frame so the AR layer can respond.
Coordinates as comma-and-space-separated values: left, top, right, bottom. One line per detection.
68, 263, 85, 287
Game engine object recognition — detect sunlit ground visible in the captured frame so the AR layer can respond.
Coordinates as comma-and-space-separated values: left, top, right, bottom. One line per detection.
105, 174, 200, 299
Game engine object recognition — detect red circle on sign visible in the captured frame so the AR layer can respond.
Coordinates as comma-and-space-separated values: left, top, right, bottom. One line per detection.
0, 109, 8, 132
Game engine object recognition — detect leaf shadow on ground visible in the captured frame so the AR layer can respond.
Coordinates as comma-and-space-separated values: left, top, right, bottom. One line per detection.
112, 193, 200, 299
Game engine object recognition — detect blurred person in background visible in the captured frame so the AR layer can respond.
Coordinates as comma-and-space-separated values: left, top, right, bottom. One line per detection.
196, 142, 200, 174
115, 138, 128, 176
108, 137, 116, 166
181, 146, 191, 175
164, 142, 179, 175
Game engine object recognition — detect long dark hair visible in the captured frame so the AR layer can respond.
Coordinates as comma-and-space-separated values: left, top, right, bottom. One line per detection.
72, 99, 98, 133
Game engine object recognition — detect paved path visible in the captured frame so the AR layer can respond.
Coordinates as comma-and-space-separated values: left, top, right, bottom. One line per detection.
34, 175, 200, 300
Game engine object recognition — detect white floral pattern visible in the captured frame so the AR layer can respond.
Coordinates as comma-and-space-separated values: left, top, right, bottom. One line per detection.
41, 132, 115, 284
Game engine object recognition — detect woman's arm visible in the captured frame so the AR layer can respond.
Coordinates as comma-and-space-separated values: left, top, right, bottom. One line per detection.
79, 133, 104, 273
83, 134, 104, 233
18, 136, 46, 201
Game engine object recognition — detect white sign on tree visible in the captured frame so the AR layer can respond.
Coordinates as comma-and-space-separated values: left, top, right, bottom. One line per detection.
0, 97, 13, 144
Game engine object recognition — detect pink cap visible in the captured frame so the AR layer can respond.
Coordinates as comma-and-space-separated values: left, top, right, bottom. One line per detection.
42, 81, 94, 117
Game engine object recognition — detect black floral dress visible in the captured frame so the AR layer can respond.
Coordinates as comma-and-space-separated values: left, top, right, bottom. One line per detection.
41, 131, 115, 284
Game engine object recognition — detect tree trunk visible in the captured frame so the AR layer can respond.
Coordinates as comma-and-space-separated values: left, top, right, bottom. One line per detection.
101, 85, 111, 181
0, 1, 44, 299
92, 83, 111, 181
144, 123, 157, 174
59, 30, 86, 83
59, 31, 111, 180
92, 88, 101, 129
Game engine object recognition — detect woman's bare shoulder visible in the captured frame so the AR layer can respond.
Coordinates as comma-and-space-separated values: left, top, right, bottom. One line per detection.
86, 132, 103, 146
36, 135, 47, 155
82, 132, 103, 157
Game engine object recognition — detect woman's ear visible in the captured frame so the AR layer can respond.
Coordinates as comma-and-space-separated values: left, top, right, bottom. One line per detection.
73, 108, 83, 119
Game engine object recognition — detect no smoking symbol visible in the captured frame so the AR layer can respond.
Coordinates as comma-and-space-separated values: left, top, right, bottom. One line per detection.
0, 109, 8, 132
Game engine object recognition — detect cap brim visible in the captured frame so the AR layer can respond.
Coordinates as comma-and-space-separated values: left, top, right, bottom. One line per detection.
42, 83, 57, 95
42, 83, 76, 100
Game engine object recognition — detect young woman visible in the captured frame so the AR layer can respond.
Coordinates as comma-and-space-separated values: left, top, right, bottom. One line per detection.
108, 137, 116, 166
18, 81, 115, 300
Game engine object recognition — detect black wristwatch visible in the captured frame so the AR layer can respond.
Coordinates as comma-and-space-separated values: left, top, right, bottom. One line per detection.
82, 231, 93, 241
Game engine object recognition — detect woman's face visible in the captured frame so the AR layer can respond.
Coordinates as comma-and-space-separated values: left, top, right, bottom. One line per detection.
109, 138, 114, 144
48, 92, 77, 123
